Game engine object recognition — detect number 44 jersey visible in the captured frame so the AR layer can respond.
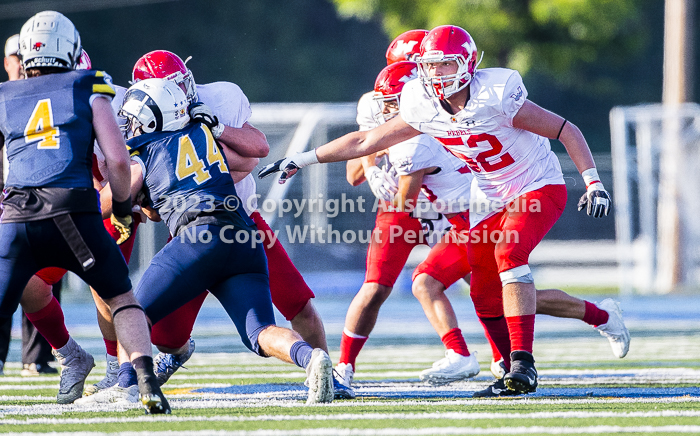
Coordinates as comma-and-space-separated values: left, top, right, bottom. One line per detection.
129, 122, 253, 237
400, 67, 565, 226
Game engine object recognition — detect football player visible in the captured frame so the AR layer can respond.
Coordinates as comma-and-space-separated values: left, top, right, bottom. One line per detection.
338, 30, 446, 394
259, 25, 620, 396
338, 57, 478, 396
0, 11, 168, 413
80, 50, 344, 403
111, 78, 334, 404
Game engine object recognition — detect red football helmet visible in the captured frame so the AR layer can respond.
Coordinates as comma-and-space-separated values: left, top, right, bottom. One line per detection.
132, 50, 197, 103
416, 25, 480, 100
76, 49, 91, 70
373, 61, 418, 123
385, 29, 429, 65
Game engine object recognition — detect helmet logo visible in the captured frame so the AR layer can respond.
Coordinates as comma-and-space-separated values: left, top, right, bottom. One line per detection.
394, 40, 419, 58
32, 42, 45, 51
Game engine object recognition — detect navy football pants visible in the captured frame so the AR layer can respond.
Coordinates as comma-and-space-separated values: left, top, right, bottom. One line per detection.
134, 224, 275, 355
0, 213, 132, 317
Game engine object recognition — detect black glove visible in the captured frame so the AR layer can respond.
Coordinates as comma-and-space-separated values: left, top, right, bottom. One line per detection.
258, 150, 319, 184
188, 102, 225, 139
577, 183, 612, 218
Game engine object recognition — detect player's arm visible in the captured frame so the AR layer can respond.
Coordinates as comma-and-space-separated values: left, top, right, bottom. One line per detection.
220, 145, 259, 183
93, 96, 136, 242
259, 115, 421, 182
188, 103, 269, 158
217, 122, 269, 158
513, 100, 610, 217
393, 168, 433, 212
98, 162, 145, 219
93, 97, 130, 201
512, 100, 595, 172
346, 158, 365, 185
318, 115, 420, 163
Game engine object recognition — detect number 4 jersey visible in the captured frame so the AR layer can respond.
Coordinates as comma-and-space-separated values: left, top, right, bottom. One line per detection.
400, 67, 565, 226
0, 69, 115, 222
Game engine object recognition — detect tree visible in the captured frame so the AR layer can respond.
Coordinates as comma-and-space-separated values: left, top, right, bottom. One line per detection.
330, 0, 646, 92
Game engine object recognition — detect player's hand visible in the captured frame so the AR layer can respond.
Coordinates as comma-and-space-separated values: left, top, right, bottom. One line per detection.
189, 102, 224, 138
577, 182, 612, 218
110, 213, 133, 245
365, 166, 397, 201
258, 150, 319, 184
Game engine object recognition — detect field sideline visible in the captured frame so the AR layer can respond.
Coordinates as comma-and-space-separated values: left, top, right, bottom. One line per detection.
0, 331, 699, 435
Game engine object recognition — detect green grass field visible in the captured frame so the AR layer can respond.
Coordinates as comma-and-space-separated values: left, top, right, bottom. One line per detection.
0, 334, 699, 435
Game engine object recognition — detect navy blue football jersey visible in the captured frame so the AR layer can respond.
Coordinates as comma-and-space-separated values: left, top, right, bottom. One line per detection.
0, 69, 115, 189
129, 122, 253, 236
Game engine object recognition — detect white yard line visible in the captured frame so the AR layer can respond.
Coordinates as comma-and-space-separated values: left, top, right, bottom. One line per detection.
1, 396, 699, 415
7, 429, 700, 436
3, 409, 700, 424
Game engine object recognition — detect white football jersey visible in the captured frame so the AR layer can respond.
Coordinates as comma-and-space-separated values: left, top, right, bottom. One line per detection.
388, 134, 472, 214
103, 82, 258, 214
401, 68, 564, 226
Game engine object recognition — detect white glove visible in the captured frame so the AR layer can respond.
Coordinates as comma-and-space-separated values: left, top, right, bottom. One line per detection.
258, 150, 319, 184
365, 166, 397, 201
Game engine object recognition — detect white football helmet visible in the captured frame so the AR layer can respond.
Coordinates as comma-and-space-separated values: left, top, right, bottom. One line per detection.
19, 11, 82, 70
119, 78, 190, 138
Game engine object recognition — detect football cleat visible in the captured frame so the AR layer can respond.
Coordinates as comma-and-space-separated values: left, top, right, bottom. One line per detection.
138, 378, 171, 414
52, 337, 96, 404
333, 363, 355, 399
154, 337, 195, 386
419, 350, 480, 385
594, 298, 631, 358
84, 354, 119, 396
504, 351, 538, 394
75, 384, 138, 405
490, 358, 507, 379
305, 349, 334, 404
472, 378, 521, 398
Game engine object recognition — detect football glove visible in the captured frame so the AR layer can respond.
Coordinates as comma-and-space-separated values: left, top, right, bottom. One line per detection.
365, 166, 398, 201
111, 198, 134, 245
189, 102, 224, 138
577, 182, 612, 218
258, 150, 319, 184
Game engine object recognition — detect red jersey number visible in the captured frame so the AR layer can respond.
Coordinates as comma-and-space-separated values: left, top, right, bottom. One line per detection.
466, 133, 515, 172
438, 134, 514, 173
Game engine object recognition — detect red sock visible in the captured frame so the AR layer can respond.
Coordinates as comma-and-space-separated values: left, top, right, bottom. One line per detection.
441, 328, 470, 356
479, 316, 511, 370
24, 296, 69, 350
339, 331, 368, 368
582, 301, 609, 327
506, 314, 535, 354
104, 339, 118, 357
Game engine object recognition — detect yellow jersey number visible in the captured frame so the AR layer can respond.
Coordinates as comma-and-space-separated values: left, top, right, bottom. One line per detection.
24, 99, 60, 149
175, 125, 229, 184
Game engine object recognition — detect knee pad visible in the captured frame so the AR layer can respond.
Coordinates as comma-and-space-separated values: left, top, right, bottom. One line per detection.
499, 265, 534, 286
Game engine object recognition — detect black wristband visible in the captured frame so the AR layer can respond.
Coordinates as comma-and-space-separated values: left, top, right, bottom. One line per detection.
112, 197, 132, 217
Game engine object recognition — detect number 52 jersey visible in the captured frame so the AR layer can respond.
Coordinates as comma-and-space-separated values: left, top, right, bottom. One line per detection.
399, 67, 565, 226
